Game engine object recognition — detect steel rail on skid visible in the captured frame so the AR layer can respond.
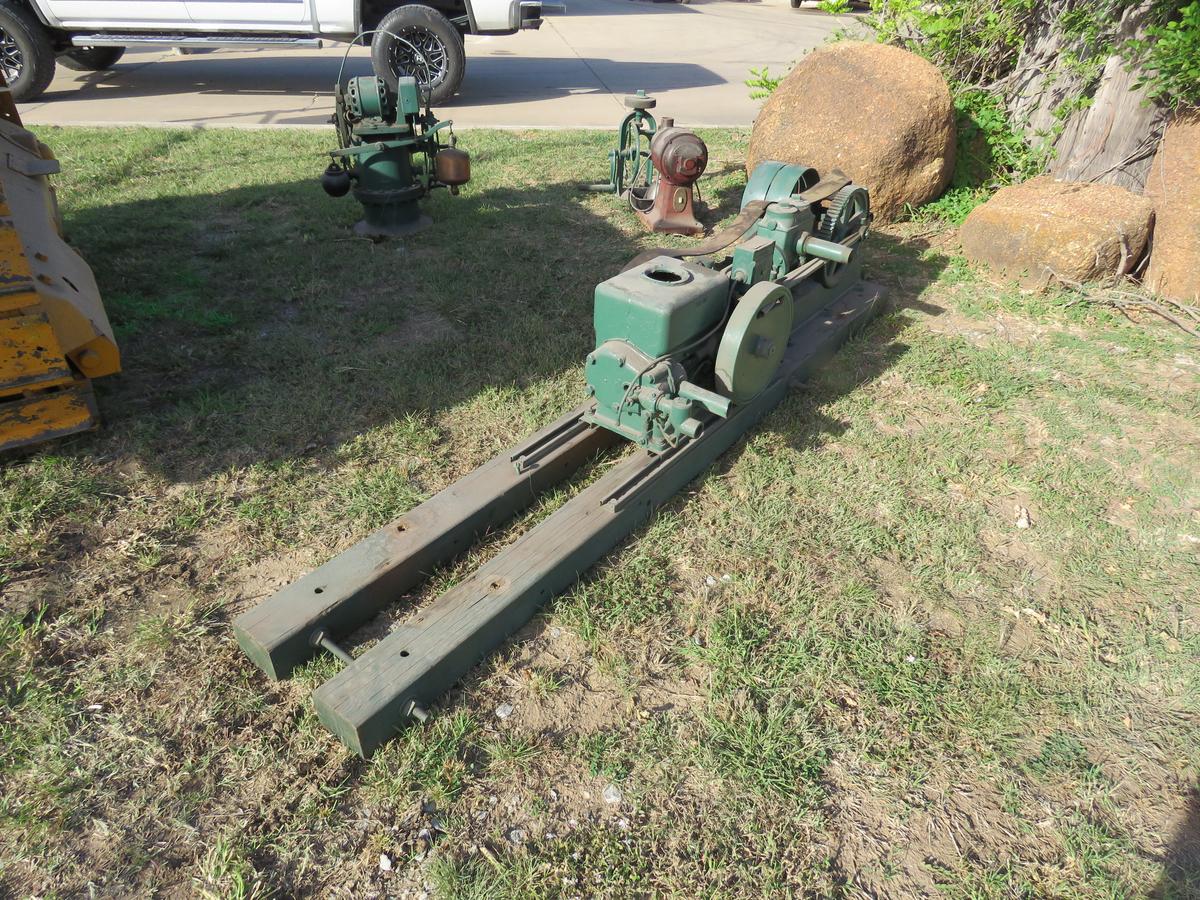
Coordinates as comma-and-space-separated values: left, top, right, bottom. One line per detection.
235, 270, 885, 757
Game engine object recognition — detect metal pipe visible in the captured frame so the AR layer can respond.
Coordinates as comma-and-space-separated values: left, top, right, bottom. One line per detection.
781, 229, 864, 287
678, 380, 731, 418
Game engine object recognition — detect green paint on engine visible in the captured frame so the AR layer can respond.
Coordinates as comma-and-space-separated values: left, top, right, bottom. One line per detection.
583, 162, 871, 456
585, 257, 729, 452
593, 257, 728, 357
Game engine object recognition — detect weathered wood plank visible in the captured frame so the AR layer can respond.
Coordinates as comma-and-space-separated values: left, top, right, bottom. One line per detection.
233, 405, 619, 680
313, 279, 885, 756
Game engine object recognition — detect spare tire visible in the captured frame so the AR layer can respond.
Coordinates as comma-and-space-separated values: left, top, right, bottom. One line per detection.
60, 46, 126, 72
371, 5, 465, 107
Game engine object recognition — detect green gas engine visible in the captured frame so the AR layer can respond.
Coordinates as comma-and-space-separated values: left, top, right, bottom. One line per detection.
583, 161, 870, 453
321, 73, 470, 238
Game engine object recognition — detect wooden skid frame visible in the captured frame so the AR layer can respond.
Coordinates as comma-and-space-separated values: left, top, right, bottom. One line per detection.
308, 278, 885, 756
233, 405, 620, 680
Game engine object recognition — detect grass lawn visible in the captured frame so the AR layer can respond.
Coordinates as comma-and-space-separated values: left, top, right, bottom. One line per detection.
1, 125, 1198, 898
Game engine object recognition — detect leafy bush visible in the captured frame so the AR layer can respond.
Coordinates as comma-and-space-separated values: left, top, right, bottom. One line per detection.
866, 0, 1035, 87
1131, 1, 1200, 108
745, 66, 782, 101
914, 89, 1051, 224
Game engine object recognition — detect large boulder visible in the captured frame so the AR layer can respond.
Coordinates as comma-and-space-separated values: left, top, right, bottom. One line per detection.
747, 41, 955, 223
959, 176, 1154, 288
1145, 114, 1200, 303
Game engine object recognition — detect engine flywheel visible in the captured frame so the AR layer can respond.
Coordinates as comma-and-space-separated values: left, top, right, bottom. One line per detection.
714, 281, 794, 404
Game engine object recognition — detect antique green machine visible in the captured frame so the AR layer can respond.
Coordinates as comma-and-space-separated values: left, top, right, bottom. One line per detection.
236, 160, 880, 756
583, 88, 709, 235
583, 89, 658, 195
584, 163, 868, 450
321, 70, 470, 238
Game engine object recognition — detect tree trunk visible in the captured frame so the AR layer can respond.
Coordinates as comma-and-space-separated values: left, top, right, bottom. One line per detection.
1005, 4, 1089, 140
1049, 1, 1168, 190
1005, 0, 1167, 192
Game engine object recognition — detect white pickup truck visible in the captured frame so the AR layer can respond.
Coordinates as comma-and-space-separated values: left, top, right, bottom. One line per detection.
0, 0, 552, 103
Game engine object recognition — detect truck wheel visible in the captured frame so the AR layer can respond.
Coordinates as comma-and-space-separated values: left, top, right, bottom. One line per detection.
0, 1, 55, 101
371, 5, 466, 107
60, 46, 126, 72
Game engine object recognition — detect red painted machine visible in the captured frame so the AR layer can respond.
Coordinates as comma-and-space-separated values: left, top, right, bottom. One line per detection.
629, 118, 708, 235
583, 91, 709, 236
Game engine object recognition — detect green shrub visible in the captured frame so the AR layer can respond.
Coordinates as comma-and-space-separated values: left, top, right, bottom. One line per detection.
745, 66, 782, 101
866, 0, 1034, 87
1131, 1, 1200, 108
914, 89, 1052, 225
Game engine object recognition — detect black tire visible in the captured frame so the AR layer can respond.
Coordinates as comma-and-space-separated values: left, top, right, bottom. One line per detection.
59, 46, 125, 72
0, 1, 55, 101
371, 5, 465, 107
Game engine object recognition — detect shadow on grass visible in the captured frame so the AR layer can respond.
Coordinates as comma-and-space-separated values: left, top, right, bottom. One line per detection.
63, 165, 949, 486
756, 229, 950, 447
1158, 782, 1200, 897
62, 175, 643, 481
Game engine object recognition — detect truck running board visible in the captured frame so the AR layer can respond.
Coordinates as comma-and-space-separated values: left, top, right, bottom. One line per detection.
235, 279, 885, 756
70, 34, 323, 49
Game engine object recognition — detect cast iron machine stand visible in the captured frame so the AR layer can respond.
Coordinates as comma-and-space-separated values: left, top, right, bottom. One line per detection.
584, 89, 709, 236
235, 160, 883, 756
583, 89, 658, 196
321, 32, 471, 238
627, 119, 708, 235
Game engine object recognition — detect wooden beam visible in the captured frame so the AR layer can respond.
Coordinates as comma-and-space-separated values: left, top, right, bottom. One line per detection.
233, 405, 619, 680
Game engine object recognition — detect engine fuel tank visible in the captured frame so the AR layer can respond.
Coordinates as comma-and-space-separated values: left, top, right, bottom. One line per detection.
592, 256, 728, 357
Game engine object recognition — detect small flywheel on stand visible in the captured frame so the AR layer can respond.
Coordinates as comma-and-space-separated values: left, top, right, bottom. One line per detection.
584, 89, 709, 236
582, 90, 657, 197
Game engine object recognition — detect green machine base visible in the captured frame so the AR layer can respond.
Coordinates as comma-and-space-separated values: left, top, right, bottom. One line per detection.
236, 159, 878, 755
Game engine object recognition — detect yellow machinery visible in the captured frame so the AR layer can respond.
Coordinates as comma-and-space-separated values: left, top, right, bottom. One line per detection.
0, 83, 119, 453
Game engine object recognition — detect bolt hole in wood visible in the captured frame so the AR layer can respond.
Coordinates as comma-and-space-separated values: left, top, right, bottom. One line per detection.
400, 651, 409, 657
314, 587, 325, 594
396, 523, 407, 532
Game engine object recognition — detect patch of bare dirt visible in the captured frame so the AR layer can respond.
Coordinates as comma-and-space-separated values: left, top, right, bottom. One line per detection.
823, 759, 1035, 896
372, 310, 459, 351
871, 557, 964, 639
923, 304, 1059, 348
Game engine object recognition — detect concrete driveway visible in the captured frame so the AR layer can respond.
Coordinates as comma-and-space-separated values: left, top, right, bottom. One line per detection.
17, 0, 848, 129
